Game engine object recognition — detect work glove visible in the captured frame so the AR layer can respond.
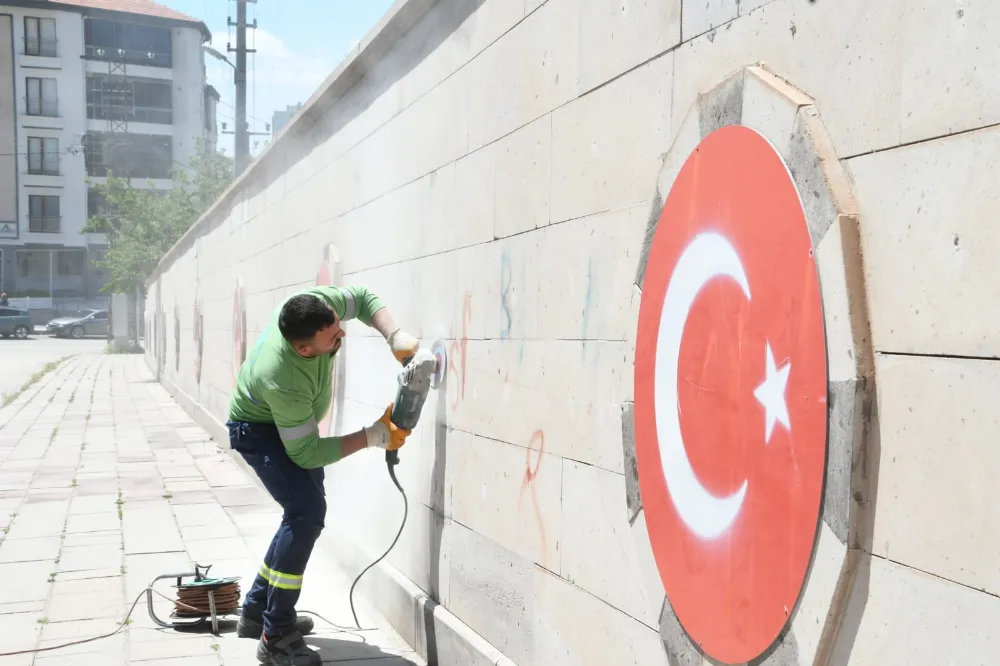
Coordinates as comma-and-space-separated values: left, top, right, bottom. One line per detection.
364, 403, 411, 451
387, 328, 419, 365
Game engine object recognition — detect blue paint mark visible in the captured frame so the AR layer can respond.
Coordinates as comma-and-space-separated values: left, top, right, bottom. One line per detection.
500, 250, 513, 340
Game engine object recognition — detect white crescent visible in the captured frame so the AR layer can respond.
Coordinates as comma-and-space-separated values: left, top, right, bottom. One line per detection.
655, 232, 750, 540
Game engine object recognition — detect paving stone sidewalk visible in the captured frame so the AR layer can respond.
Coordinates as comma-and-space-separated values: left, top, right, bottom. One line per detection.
0, 354, 424, 666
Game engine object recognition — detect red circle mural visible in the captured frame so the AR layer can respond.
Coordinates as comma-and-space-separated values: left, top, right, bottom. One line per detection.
232, 279, 246, 387
315, 255, 342, 437
633, 125, 828, 664
193, 293, 203, 385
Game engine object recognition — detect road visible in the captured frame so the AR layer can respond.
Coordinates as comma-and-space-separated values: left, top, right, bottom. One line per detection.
0, 331, 107, 407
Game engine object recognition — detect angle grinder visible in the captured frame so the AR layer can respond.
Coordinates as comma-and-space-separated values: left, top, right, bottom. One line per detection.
387, 340, 448, 465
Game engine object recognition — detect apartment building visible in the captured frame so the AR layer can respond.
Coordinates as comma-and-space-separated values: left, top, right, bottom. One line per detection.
0, 0, 218, 310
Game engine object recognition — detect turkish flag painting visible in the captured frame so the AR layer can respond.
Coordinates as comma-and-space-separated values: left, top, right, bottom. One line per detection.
634, 125, 828, 664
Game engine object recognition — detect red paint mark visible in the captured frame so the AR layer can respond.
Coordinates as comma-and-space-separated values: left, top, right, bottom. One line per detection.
447, 292, 471, 411
518, 429, 548, 565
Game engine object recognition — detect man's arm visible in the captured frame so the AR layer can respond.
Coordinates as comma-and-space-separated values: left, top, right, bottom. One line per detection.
266, 386, 351, 468
264, 387, 411, 469
315, 284, 419, 363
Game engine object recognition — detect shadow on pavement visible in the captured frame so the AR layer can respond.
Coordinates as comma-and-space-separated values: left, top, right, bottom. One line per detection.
307, 636, 420, 664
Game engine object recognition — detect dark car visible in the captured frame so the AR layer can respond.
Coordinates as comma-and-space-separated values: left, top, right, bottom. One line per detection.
46, 309, 109, 339
0, 306, 32, 339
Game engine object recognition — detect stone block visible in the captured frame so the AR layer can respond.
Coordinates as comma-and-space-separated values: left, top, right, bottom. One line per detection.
422, 143, 497, 257
671, 0, 907, 158
815, 216, 865, 384
787, 521, 852, 663
47, 577, 125, 622
740, 65, 813, 158
449, 433, 562, 570
830, 554, 1000, 665
0, 560, 54, 604
847, 126, 1000, 356
0, 610, 43, 664
494, 115, 552, 238
682, 0, 738, 40
466, 0, 581, 151
579, 0, 680, 93
871, 354, 1000, 596
448, 340, 628, 473
560, 461, 664, 627
185, 536, 252, 563
740, 0, 776, 14
896, 0, 1000, 146
444, 521, 535, 666
484, 232, 540, 342
550, 51, 673, 224
122, 501, 184, 555
535, 204, 650, 342
356, 68, 470, 207
0, 536, 61, 563
531, 566, 669, 666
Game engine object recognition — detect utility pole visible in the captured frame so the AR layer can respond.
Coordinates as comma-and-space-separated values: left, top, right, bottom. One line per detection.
227, 0, 256, 176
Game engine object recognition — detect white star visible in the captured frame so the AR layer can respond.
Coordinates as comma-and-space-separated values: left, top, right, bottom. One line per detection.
754, 342, 791, 445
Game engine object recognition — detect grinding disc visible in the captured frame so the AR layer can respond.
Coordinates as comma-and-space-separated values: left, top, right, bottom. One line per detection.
430, 340, 447, 390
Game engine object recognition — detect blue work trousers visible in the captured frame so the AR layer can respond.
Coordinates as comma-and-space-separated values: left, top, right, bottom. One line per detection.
227, 420, 326, 638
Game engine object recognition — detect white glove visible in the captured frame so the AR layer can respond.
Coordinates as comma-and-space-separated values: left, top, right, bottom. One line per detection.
387, 328, 419, 364
364, 404, 410, 450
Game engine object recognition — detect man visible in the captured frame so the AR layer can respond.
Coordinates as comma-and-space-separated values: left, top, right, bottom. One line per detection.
0, 293, 8, 306
226, 283, 418, 666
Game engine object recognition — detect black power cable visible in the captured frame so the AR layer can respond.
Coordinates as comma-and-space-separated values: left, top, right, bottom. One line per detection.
346, 449, 408, 628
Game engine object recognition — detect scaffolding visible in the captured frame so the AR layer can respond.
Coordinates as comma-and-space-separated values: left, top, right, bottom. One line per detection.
94, 44, 134, 181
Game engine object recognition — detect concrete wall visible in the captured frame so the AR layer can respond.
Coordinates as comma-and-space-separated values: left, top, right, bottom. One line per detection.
144, 1, 1000, 665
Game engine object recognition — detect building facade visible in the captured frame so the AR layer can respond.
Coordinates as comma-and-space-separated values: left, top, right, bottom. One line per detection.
270, 102, 301, 137
0, 0, 216, 311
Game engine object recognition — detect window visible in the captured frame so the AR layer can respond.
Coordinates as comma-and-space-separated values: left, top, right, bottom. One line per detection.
86, 76, 172, 124
56, 250, 84, 277
28, 195, 59, 233
84, 131, 173, 179
26, 77, 57, 116
84, 18, 172, 68
24, 17, 57, 57
27, 137, 59, 175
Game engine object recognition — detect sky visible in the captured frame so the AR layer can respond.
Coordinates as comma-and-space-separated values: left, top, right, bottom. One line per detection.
158, 0, 396, 158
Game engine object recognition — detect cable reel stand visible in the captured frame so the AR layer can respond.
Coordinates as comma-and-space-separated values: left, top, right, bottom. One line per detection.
146, 564, 242, 635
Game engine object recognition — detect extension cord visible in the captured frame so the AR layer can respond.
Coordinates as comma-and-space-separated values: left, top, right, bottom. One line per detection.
0, 459, 409, 657
346, 457, 409, 628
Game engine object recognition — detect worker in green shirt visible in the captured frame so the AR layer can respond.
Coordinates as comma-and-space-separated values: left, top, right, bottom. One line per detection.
226, 284, 418, 666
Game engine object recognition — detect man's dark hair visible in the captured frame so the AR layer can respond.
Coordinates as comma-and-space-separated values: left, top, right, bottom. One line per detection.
278, 294, 336, 343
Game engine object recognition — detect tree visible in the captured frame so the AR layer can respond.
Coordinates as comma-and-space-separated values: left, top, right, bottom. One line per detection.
83, 139, 233, 294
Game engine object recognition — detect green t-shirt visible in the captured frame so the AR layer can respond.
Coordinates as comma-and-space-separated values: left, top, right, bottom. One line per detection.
228, 285, 385, 469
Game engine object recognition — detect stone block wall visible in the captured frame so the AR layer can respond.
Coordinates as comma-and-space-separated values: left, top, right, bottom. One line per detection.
145, 1, 1000, 664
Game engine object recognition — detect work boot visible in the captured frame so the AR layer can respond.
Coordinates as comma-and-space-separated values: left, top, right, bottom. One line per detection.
256, 631, 321, 666
238, 612, 315, 639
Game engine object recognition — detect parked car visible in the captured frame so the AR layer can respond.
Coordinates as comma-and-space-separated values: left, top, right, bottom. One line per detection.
46, 309, 109, 339
0, 306, 32, 339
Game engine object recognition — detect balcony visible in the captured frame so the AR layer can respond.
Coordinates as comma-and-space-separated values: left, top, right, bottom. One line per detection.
23, 37, 57, 58
84, 45, 172, 69
87, 103, 173, 126
28, 216, 61, 234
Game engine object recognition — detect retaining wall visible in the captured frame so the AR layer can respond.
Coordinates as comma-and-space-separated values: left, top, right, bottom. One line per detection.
144, 1, 1000, 664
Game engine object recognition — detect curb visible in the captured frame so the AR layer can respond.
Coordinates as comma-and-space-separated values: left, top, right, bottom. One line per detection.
153, 365, 515, 666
